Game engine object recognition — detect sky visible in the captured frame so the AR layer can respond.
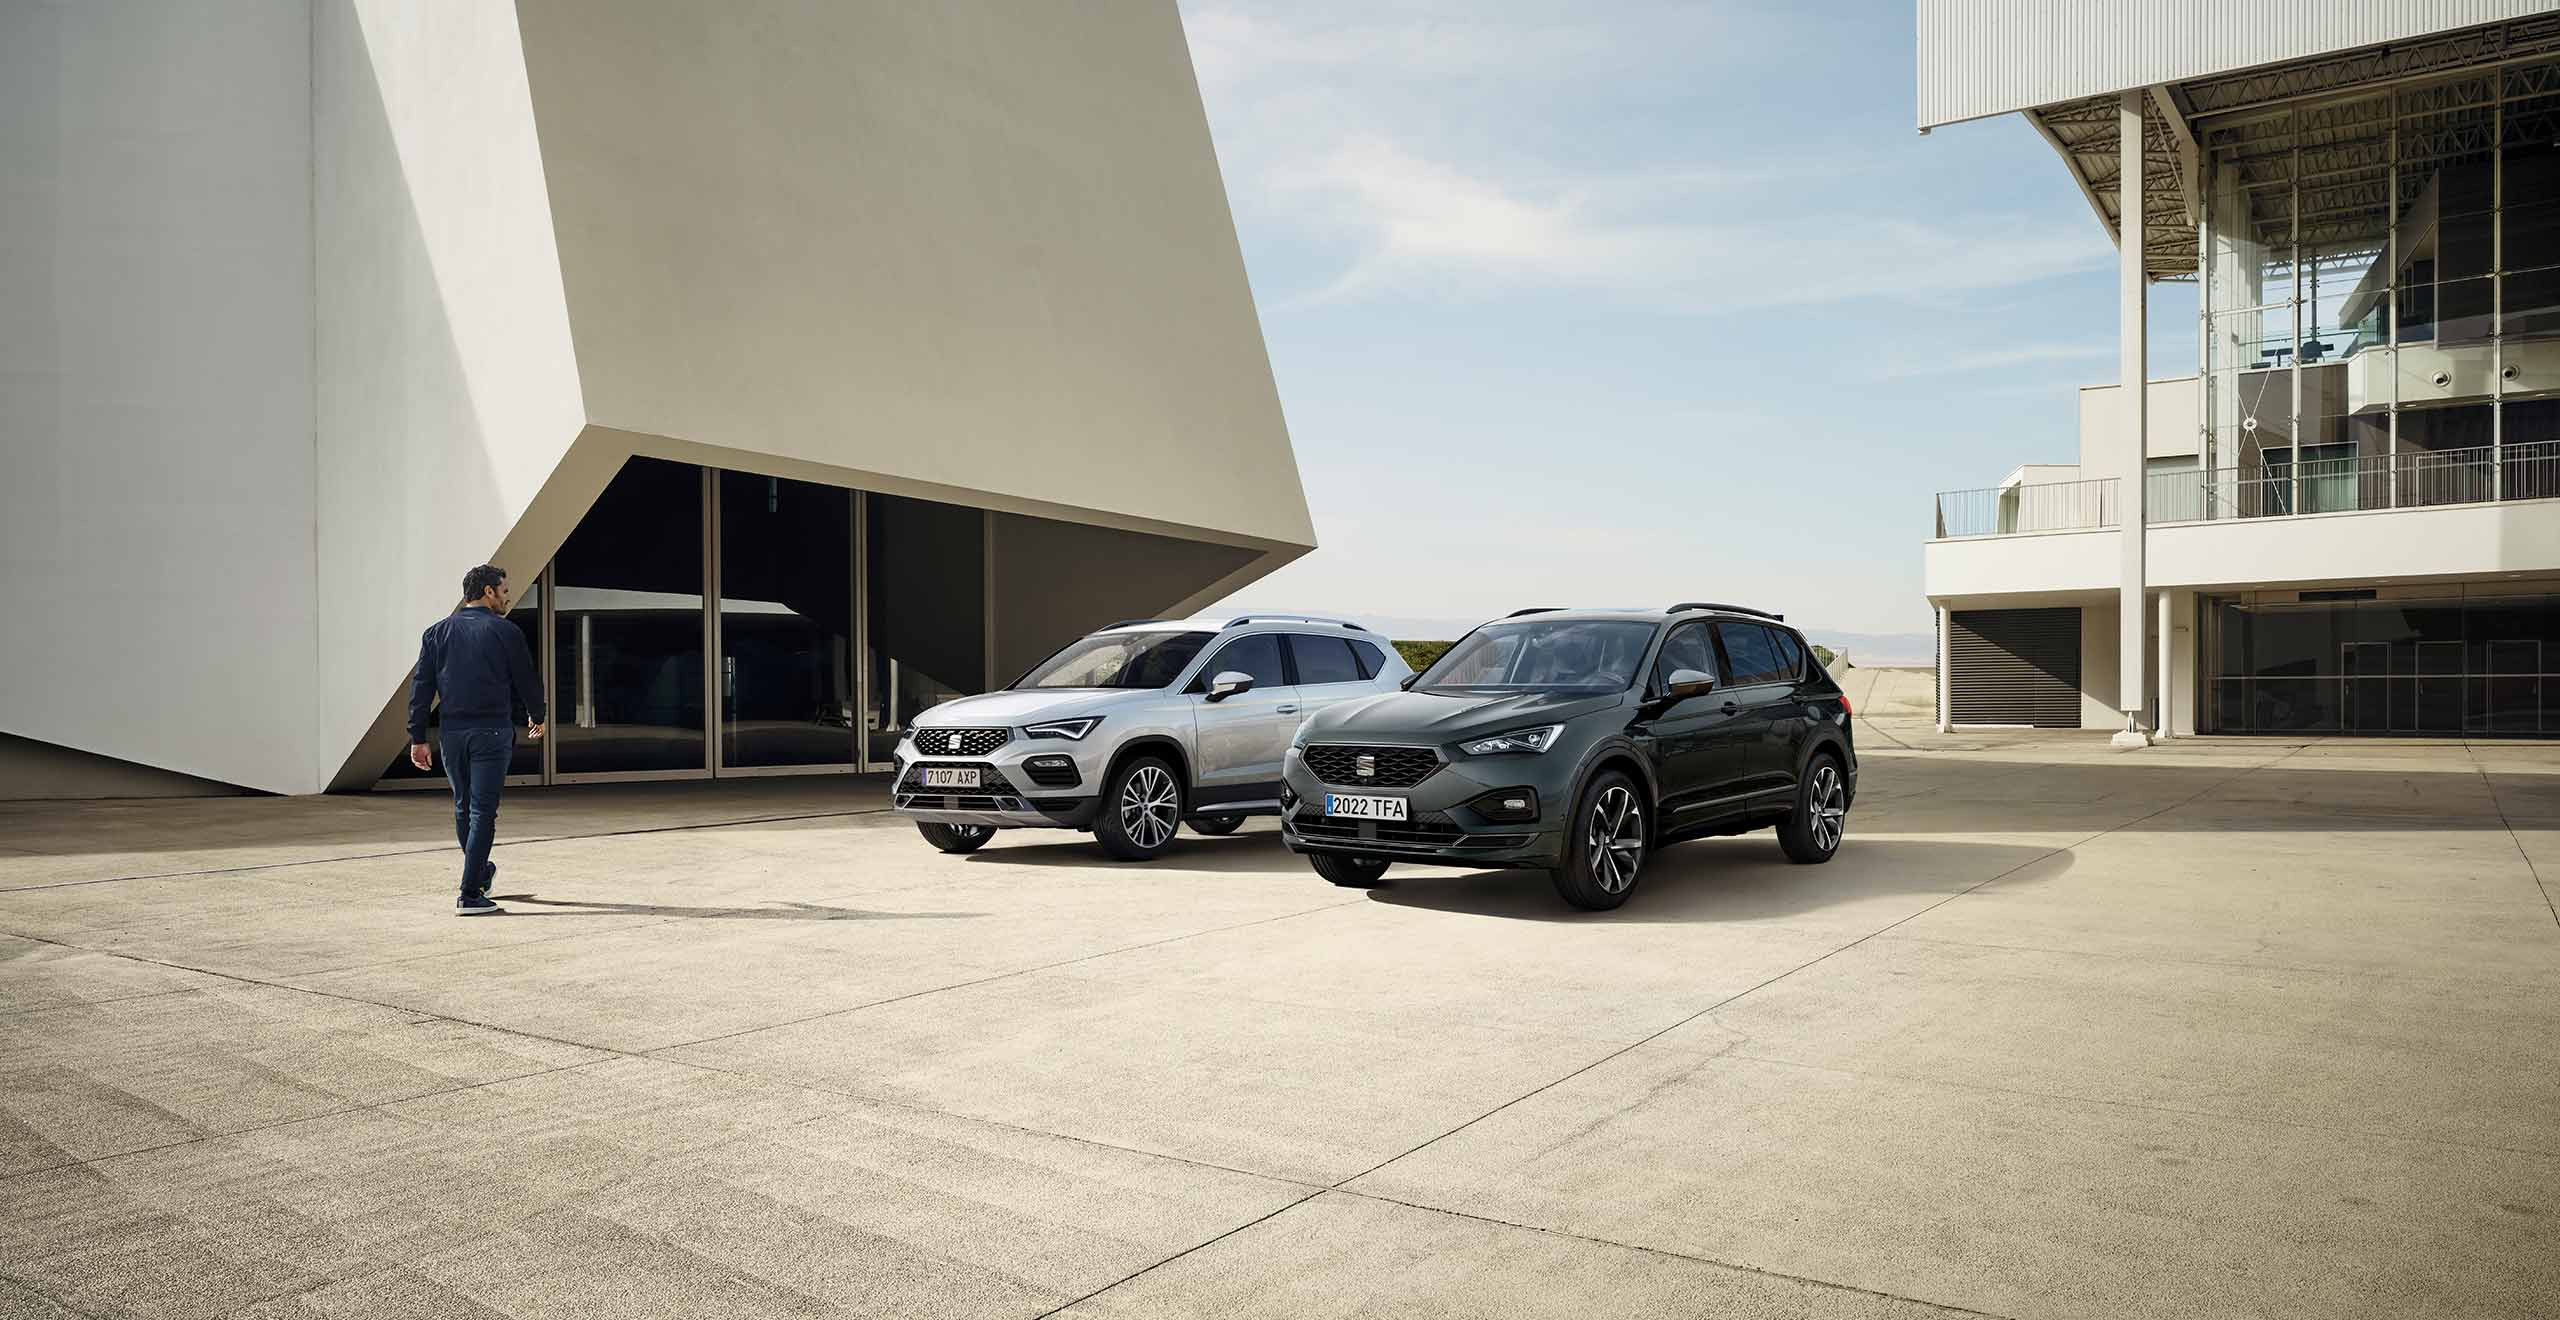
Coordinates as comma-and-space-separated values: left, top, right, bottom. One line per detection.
1187, 0, 2197, 655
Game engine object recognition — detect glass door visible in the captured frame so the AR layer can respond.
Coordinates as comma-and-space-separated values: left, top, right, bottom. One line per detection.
551, 458, 710, 778
716, 473, 857, 772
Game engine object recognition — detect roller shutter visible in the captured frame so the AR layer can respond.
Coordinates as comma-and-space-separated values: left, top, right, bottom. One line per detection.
1948, 608, 2081, 727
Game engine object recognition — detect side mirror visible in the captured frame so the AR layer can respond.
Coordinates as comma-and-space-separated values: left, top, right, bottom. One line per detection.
1663, 669, 1715, 701
1205, 670, 1255, 702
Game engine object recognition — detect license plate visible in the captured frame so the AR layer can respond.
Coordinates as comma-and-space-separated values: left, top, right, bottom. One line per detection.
921, 767, 980, 789
1325, 793, 1408, 821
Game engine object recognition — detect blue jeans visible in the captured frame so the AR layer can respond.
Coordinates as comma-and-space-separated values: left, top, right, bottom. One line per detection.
441, 727, 513, 898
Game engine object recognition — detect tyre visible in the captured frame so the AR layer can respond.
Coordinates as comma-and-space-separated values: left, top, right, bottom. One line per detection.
917, 821, 994, 854
1778, 752, 1848, 864
1309, 853, 1390, 887
1548, 770, 1648, 910
1095, 756, 1184, 861
1188, 814, 1245, 836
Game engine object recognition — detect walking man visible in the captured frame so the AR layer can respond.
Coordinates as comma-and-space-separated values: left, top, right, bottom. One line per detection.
408, 564, 546, 915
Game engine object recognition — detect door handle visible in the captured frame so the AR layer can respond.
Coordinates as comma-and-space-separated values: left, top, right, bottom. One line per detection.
1721, 701, 1739, 715
1276, 704, 1300, 715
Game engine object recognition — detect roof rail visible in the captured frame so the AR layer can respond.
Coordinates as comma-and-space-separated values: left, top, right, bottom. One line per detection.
1506, 607, 1561, 617
1224, 614, 1366, 631
1099, 618, 1169, 630
1669, 601, 1784, 622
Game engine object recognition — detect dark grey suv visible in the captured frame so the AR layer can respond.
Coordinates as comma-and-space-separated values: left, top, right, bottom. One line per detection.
1278, 604, 1855, 910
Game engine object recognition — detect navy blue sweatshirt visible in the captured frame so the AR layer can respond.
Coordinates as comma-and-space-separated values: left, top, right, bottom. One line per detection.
408, 606, 547, 742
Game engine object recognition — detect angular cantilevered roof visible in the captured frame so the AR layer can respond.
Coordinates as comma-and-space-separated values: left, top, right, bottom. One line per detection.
1919, 2, 2560, 279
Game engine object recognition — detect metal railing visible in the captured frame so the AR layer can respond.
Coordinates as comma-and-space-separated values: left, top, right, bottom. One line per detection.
2145, 441, 2560, 524
1934, 442, 2560, 538
1933, 478, 2116, 539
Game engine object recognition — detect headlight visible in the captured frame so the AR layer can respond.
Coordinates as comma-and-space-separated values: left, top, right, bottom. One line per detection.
1461, 724, 1564, 756
1023, 716, 1102, 741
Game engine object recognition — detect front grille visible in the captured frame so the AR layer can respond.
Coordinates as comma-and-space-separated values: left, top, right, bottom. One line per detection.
1302, 743, 1440, 789
909, 726, 1011, 757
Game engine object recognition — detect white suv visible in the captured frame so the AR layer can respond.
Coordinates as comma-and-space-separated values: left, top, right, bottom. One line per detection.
893, 615, 1410, 859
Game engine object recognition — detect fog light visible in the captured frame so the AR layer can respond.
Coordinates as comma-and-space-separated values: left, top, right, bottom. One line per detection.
1467, 787, 1539, 823
1022, 755, 1080, 789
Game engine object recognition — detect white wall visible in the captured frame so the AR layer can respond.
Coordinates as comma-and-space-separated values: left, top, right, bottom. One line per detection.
312, 0, 588, 790
2079, 375, 2202, 467
0, 1, 320, 793
509, 0, 1314, 555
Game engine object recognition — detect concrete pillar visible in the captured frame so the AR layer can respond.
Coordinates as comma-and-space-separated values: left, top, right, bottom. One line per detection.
2155, 589, 2173, 739
1935, 603, 1952, 733
2113, 90, 2153, 750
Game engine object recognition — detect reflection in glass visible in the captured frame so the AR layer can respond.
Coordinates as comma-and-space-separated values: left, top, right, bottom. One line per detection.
2209, 595, 2560, 734
866, 493, 986, 737
553, 458, 707, 775
720, 474, 854, 768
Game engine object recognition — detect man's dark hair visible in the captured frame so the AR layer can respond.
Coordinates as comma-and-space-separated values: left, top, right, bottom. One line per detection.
459, 564, 508, 606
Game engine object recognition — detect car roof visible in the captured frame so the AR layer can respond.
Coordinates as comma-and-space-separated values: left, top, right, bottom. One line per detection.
1491, 606, 1796, 629
1092, 616, 1384, 638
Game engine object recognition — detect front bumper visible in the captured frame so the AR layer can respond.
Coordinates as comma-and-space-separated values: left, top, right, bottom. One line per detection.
1278, 744, 1567, 870
888, 729, 1111, 830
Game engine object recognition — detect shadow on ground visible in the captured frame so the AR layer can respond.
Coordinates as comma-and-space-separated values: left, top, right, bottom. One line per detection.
486, 894, 984, 921
1365, 835, 2068, 923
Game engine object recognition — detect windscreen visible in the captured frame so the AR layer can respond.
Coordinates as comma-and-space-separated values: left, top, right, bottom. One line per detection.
1416, 619, 1658, 694
1013, 631, 1214, 689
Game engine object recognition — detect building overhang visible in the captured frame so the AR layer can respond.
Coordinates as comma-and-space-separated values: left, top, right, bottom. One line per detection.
1921, 5, 2560, 280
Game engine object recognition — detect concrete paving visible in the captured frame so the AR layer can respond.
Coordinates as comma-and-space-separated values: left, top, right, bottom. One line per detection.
3, 718, 2557, 1318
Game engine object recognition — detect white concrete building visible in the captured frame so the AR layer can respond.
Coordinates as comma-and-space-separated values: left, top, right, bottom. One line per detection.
0, 1, 1312, 797
1919, 1, 2560, 737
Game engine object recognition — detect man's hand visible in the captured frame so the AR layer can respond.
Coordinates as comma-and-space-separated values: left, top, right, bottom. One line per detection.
526, 719, 547, 742
408, 742, 433, 771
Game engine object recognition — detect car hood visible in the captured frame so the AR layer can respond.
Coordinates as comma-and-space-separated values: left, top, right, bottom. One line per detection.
909, 687, 1153, 727
1301, 688, 1626, 744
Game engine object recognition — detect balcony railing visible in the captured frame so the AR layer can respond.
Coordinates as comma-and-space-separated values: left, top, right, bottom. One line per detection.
1934, 441, 2560, 539
1933, 478, 2117, 538
2145, 441, 2560, 522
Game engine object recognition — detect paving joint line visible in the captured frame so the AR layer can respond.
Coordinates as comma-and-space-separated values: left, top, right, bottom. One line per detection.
1329, 1188, 2023, 1320
1719, 1050, 2560, 1161
646, 895, 1372, 1054
1325, 740, 2318, 1192
0, 1056, 610, 1188
2469, 745, 2560, 932
1030, 1189, 1328, 1318
1868, 930, 2560, 991
0, 806, 894, 894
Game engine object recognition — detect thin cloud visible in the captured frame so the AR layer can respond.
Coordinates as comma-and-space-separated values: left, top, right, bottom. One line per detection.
1875, 342, 2115, 379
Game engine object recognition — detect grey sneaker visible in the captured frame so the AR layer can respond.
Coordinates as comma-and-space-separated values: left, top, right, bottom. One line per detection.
456, 895, 503, 916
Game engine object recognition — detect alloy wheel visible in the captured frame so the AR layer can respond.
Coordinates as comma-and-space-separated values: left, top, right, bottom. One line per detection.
1586, 784, 1645, 893
1809, 763, 1846, 852
1120, 765, 1180, 850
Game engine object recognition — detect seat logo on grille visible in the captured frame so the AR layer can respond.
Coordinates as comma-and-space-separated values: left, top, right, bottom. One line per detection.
945, 731, 964, 752
1355, 754, 1375, 778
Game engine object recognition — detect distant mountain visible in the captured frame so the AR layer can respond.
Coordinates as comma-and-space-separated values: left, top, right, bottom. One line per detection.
1211, 607, 1938, 669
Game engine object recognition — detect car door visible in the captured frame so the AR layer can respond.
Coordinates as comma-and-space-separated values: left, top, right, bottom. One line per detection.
1285, 634, 1373, 724
1188, 632, 1299, 798
1711, 621, 1797, 804
1639, 623, 1756, 828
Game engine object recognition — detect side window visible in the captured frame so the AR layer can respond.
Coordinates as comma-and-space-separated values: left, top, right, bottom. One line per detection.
1770, 629, 1806, 681
1200, 632, 1288, 690
1287, 634, 1363, 685
1348, 639, 1388, 680
1652, 623, 1717, 689
1714, 622, 1786, 686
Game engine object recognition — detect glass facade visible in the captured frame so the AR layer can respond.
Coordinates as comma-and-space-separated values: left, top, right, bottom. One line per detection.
719, 473, 856, 768
553, 457, 709, 775
2209, 594, 2560, 734
386, 458, 1001, 786
2176, 61, 2560, 525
